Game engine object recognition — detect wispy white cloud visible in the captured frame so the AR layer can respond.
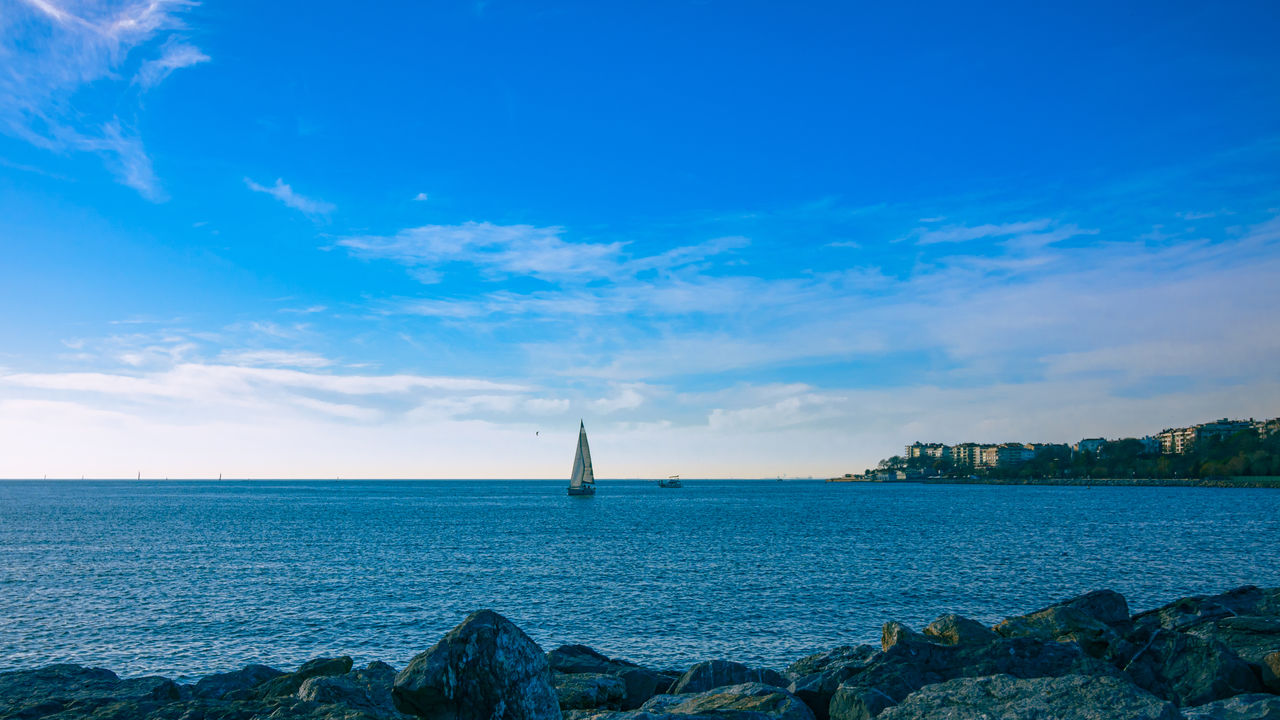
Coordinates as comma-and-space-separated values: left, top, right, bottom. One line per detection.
133, 38, 209, 89
245, 177, 336, 217
913, 219, 1052, 245
413, 192, 429, 202
0, 0, 207, 199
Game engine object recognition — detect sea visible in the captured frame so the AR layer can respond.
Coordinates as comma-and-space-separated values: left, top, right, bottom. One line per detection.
1, 479, 1278, 680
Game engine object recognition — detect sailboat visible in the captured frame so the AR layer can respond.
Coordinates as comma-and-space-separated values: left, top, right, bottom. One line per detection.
567, 421, 596, 496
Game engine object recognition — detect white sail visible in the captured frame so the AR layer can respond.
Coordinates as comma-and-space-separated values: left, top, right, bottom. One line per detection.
569, 421, 595, 488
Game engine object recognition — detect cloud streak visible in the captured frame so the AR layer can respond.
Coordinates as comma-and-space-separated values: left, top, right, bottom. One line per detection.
0, 0, 207, 199
245, 178, 336, 216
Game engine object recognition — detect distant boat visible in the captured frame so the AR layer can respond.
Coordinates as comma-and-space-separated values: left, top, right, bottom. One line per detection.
567, 421, 596, 496
658, 474, 682, 488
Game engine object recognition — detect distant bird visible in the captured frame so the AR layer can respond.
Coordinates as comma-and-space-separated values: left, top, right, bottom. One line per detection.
536, 431, 539, 436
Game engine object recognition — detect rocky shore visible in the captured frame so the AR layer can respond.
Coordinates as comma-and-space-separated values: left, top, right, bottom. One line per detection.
3, 587, 1279, 720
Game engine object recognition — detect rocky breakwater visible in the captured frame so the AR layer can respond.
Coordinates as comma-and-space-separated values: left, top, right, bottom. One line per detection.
3, 588, 1280, 720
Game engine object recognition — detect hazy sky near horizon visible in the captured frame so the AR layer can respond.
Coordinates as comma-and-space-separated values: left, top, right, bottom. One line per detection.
2, 0, 1279, 478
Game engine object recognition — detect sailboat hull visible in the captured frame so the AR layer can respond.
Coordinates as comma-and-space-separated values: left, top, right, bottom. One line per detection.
567, 485, 596, 496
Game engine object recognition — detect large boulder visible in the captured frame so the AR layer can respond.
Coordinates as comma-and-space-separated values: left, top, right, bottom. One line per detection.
194, 663, 286, 699
784, 647, 878, 720
553, 673, 626, 711
875, 673, 1178, 720
0, 664, 180, 718
1186, 616, 1280, 664
828, 630, 1120, 720
921, 615, 998, 646
297, 661, 405, 719
670, 660, 786, 695
1181, 693, 1280, 720
546, 644, 675, 709
640, 682, 815, 720
391, 609, 559, 720
1133, 586, 1280, 634
1262, 652, 1280, 694
256, 656, 355, 699
994, 590, 1133, 659
1118, 628, 1263, 706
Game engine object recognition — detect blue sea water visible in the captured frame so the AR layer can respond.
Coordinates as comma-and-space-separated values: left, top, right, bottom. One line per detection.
1, 479, 1278, 680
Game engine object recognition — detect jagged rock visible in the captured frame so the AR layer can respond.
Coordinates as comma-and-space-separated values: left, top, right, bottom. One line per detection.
1056, 589, 1133, 626
256, 657, 356, 699
784, 647, 878, 720
875, 673, 1179, 720
921, 615, 998, 646
828, 632, 1119, 720
553, 672, 626, 711
670, 660, 786, 694
391, 609, 559, 720
1262, 652, 1280, 693
0, 664, 181, 718
1181, 693, 1280, 719
1133, 586, 1280, 634
297, 661, 404, 719
1118, 627, 1263, 706
641, 682, 814, 720
1186, 616, 1280, 664
195, 663, 286, 699
879, 623, 937, 652
546, 644, 675, 709
995, 604, 1121, 658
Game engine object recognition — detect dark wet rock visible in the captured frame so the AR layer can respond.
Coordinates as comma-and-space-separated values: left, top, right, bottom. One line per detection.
1186, 616, 1280, 664
875, 673, 1178, 720
1055, 589, 1133, 627
194, 664, 286, 699
638, 682, 814, 720
785, 647, 879, 682
995, 604, 1121, 658
1118, 627, 1263, 706
1262, 652, 1280, 693
921, 615, 998, 646
828, 631, 1119, 720
1133, 586, 1280, 634
546, 645, 675, 709
552, 673, 626, 711
878, 623, 936, 653
784, 647, 878, 720
255, 657, 355, 699
670, 660, 786, 695
297, 661, 405, 719
391, 609, 558, 720
0, 664, 181, 719
1181, 693, 1280, 720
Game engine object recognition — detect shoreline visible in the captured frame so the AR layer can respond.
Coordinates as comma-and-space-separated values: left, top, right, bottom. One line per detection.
2, 587, 1277, 719
826, 475, 1280, 488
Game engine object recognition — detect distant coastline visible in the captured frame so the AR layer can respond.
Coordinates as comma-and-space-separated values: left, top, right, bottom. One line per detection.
826, 475, 1280, 488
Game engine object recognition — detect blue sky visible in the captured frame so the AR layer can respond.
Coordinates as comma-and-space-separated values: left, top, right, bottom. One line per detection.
2, 0, 1279, 478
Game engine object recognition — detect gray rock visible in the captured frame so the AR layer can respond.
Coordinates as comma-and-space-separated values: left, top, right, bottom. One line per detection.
995, 604, 1121, 658
640, 682, 814, 720
256, 657, 355, 699
1133, 586, 1280, 634
875, 673, 1178, 720
670, 660, 787, 695
878, 623, 936, 653
1118, 628, 1263, 706
552, 673, 626, 711
784, 647, 878, 720
546, 645, 675, 709
1181, 694, 1280, 720
297, 661, 405, 719
195, 664, 286, 699
391, 609, 559, 720
1262, 652, 1280, 693
921, 615, 998, 646
828, 632, 1120, 720
1186, 616, 1280, 664
0, 664, 180, 718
